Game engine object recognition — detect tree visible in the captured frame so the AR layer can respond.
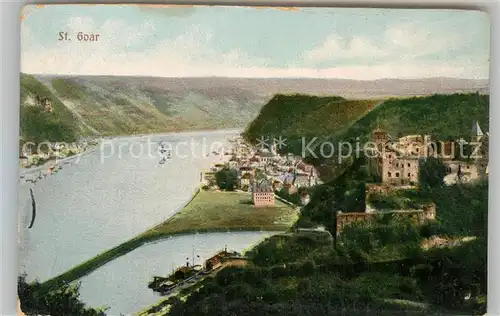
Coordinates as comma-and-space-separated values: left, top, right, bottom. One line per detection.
18, 274, 108, 316
215, 167, 238, 191
418, 157, 447, 191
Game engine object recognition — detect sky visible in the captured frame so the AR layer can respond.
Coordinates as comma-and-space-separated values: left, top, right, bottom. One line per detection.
20, 5, 490, 80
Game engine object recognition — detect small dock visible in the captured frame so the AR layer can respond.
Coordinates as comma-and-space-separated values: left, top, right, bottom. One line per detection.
147, 248, 247, 294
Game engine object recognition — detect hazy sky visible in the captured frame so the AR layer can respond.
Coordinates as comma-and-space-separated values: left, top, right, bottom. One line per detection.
21, 5, 490, 79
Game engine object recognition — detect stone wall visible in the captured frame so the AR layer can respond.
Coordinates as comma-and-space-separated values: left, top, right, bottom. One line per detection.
335, 203, 436, 237
365, 183, 417, 201
366, 183, 397, 199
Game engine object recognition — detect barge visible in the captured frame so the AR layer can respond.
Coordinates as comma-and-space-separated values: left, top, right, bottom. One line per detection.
148, 247, 242, 294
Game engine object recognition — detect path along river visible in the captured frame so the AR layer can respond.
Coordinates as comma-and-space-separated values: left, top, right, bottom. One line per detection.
17, 129, 276, 314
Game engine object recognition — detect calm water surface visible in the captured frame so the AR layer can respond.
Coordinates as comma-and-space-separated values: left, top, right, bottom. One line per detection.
78, 232, 276, 315
18, 129, 242, 282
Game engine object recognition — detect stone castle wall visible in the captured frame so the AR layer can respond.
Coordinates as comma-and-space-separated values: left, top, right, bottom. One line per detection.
335, 203, 436, 237
364, 183, 417, 201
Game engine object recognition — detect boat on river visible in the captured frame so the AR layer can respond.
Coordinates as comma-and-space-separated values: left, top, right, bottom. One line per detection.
148, 247, 242, 293
148, 264, 203, 294
158, 143, 172, 160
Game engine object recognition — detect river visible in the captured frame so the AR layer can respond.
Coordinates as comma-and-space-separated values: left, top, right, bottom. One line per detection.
17, 129, 282, 314
17, 129, 244, 282
77, 231, 276, 315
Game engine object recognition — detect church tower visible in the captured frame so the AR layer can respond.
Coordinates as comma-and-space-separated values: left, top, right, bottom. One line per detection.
476, 132, 489, 179
270, 138, 277, 156
471, 120, 484, 143
469, 119, 489, 179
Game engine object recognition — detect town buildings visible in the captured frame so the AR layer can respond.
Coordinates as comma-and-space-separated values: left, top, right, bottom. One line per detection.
19, 156, 29, 168
367, 121, 488, 187
239, 166, 254, 178
258, 149, 275, 164
336, 121, 489, 238
367, 129, 427, 186
252, 180, 275, 207
282, 183, 298, 195
441, 121, 489, 184
238, 173, 253, 191
225, 138, 320, 196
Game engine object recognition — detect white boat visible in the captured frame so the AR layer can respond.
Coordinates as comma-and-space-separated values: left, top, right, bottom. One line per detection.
158, 144, 172, 157
158, 145, 167, 153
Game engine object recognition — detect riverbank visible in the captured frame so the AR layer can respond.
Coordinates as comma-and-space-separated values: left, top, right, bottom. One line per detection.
136, 249, 254, 316
20, 142, 99, 175
39, 190, 297, 293
99, 127, 243, 141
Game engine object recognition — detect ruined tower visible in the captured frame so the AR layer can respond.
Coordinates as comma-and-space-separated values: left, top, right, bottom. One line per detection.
371, 127, 389, 153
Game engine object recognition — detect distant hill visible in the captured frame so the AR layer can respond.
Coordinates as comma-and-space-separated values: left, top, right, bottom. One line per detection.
340, 93, 490, 142
243, 92, 489, 181
19, 74, 488, 144
20, 74, 83, 145
30, 74, 269, 137
245, 92, 489, 148
243, 94, 380, 139
36, 75, 489, 99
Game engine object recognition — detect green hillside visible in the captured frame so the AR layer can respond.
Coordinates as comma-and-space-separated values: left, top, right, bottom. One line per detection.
45, 76, 268, 136
20, 74, 84, 145
242, 93, 489, 182
19, 74, 269, 145
161, 156, 488, 316
243, 94, 380, 140
244, 93, 489, 150
49, 77, 183, 135
341, 93, 489, 143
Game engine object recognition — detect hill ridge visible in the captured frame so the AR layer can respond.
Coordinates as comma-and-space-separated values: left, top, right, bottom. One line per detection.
19, 74, 489, 145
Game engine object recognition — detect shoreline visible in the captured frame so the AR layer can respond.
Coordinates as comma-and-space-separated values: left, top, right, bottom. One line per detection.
39, 190, 295, 292
99, 127, 243, 142
19, 127, 240, 175
134, 236, 267, 316
37, 133, 275, 293
20, 146, 98, 176
39, 227, 284, 293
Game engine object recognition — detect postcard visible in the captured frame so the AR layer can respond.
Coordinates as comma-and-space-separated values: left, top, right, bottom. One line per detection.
18, 4, 489, 316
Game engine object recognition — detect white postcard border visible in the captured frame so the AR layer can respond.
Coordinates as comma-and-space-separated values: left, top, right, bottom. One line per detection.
2, 1, 499, 315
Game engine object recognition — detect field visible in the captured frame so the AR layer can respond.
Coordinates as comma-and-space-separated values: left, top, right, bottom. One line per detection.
146, 190, 299, 236
40, 189, 297, 293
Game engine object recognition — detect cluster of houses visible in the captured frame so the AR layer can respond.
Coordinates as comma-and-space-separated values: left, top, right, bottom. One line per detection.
202, 119, 489, 229
203, 137, 322, 207
19, 140, 94, 169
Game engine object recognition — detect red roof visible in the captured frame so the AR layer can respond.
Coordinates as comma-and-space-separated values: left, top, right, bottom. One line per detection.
208, 256, 220, 264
